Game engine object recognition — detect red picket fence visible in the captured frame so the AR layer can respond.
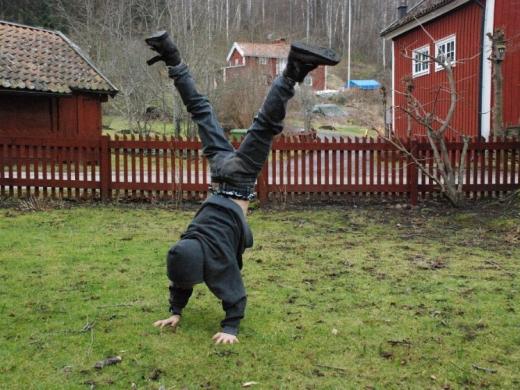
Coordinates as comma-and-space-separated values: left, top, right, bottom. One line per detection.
0, 135, 519, 204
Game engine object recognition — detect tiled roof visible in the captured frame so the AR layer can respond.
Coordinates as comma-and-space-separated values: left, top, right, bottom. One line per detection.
0, 20, 117, 95
235, 41, 290, 59
381, 0, 458, 37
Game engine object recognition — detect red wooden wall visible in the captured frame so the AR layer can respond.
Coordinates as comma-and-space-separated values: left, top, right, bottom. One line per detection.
393, 1, 483, 138
495, 0, 520, 130
0, 93, 102, 139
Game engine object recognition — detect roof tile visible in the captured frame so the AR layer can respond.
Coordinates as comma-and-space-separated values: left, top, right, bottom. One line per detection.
235, 41, 290, 59
0, 20, 117, 95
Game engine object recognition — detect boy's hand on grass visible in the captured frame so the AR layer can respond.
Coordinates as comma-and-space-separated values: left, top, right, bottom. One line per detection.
153, 315, 181, 331
212, 332, 239, 345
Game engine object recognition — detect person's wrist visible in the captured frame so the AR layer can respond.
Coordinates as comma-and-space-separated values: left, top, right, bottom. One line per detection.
221, 326, 238, 336
170, 306, 182, 316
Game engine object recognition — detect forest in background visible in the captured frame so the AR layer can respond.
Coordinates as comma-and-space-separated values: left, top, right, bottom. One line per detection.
0, 0, 422, 132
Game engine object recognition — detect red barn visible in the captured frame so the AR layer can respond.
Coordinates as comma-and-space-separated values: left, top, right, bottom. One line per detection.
223, 40, 328, 91
0, 20, 117, 140
381, 0, 520, 139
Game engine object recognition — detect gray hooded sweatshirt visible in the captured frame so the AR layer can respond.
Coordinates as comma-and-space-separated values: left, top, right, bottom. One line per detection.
167, 194, 253, 335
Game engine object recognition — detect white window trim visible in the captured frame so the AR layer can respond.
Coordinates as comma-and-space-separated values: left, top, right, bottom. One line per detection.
258, 57, 268, 65
435, 35, 456, 71
276, 58, 287, 75
412, 45, 430, 78
304, 75, 313, 87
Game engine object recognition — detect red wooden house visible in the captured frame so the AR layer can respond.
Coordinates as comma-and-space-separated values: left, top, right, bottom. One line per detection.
0, 20, 118, 140
223, 40, 328, 91
381, 0, 520, 139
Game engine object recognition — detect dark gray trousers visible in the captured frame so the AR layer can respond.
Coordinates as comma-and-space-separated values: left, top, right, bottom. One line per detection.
168, 63, 295, 191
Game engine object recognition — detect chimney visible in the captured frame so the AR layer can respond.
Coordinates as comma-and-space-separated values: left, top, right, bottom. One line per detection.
398, 1, 408, 19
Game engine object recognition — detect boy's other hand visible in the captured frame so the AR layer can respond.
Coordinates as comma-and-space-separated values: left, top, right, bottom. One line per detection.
153, 315, 181, 330
212, 332, 239, 345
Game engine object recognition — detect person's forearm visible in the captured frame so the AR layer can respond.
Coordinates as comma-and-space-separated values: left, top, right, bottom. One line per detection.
221, 296, 247, 335
169, 283, 193, 315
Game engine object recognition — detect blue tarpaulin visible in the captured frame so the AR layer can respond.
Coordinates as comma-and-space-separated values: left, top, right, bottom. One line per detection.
346, 80, 381, 90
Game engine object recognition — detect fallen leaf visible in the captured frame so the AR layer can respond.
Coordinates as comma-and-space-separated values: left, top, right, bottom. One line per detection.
312, 368, 325, 377
379, 351, 393, 359
387, 339, 412, 346
242, 381, 259, 387
94, 356, 122, 370
148, 368, 162, 381
332, 328, 338, 335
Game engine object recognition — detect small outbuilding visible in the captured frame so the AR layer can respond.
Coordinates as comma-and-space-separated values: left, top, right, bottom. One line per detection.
223, 40, 329, 91
0, 20, 117, 139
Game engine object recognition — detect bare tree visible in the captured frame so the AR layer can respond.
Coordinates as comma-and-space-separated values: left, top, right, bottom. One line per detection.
298, 86, 317, 131
488, 29, 506, 136
214, 69, 268, 129
378, 39, 474, 206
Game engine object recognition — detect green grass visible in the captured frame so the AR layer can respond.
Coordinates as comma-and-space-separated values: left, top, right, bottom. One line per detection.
286, 118, 370, 138
102, 115, 192, 138
332, 124, 374, 137
1, 202, 519, 389
103, 115, 372, 140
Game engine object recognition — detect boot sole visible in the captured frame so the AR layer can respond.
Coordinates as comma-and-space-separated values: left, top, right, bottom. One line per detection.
290, 42, 341, 65
145, 30, 168, 45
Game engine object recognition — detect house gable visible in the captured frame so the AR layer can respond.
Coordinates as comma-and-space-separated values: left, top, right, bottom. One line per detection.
226, 42, 245, 63
227, 48, 245, 67
381, 0, 472, 40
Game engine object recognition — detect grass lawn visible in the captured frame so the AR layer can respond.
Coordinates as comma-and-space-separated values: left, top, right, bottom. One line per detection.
103, 116, 189, 138
332, 124, 374, 138
285, 118, 370, 138
0, 200, 519, 389
103, 115, 372, 140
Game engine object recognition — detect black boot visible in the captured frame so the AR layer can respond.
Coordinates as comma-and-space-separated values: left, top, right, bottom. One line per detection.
145, 31, 181, 67
283, 42, 340, 83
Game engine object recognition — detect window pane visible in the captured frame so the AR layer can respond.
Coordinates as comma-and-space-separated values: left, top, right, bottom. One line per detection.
436, 38, 456, 69
413, 47, 429, 74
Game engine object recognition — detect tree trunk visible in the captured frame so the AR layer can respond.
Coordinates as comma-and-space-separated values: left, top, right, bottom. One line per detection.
226, 0, 229, 43
306, 0, 310, 42
492, 61, 504, 137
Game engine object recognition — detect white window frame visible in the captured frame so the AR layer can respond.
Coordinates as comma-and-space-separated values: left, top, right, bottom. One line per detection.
435, 35, 456, 71
412, 45, 430, 78
304, 75, 313, 87
276, 58, 287, 75
258, 57, 268, 65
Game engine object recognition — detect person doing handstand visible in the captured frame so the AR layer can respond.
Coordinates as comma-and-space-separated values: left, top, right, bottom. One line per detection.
147, 32, 340, 344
